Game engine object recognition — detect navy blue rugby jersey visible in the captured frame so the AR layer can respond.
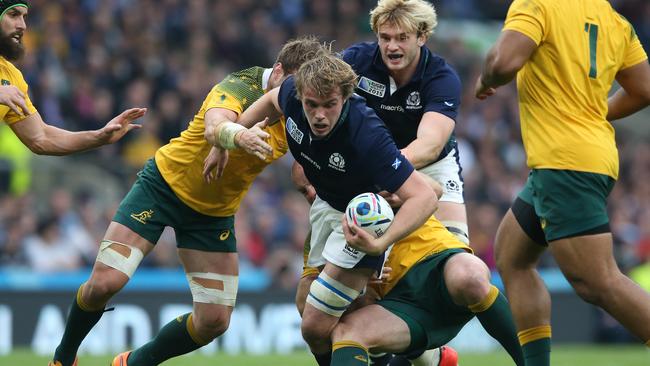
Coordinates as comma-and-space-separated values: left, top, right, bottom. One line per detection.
278, 76, 415, 212
342, 42, 461, 161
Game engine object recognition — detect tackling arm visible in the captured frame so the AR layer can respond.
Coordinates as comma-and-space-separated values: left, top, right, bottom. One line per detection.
237, 87, 283, 127
400, 111, 455, 169
607, 61, 650, 121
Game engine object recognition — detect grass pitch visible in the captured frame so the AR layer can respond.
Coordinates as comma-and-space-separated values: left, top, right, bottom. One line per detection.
3, 345, 648, 365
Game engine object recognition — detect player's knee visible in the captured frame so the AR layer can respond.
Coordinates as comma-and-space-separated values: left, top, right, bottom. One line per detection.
301, 313, 332, 344
566, 273, 617, 306
446, 255, 491, 305
84, 270, 128, 304
193, 310, 231, 339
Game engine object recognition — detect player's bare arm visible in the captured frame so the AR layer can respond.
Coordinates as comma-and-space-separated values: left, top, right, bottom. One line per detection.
475, 30, 538, 99
0, 85, 28, 116
343, 171, 437, 256
9, 108, 146, 156
607, 60, 650, 121
400, 111, 455, 169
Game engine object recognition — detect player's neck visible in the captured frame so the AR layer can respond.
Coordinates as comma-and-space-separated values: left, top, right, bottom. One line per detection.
389, 49, 420, 88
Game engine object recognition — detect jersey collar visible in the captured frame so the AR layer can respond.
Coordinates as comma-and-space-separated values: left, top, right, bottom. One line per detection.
262, 68, 272, 91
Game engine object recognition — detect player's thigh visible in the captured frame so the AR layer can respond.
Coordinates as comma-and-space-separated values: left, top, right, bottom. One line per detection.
549, 233, 619, 286
334, 304, 411, 353
179, 249, 238, 325
494, 209, 546, 272
296, 274, 317, 317
443, 252, 490, 304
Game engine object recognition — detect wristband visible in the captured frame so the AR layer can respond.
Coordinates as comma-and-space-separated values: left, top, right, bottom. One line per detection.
216, 122, 246, 149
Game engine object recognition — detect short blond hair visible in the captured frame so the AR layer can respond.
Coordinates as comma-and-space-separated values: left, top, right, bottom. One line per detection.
295, 52, 358, 100
276, 36, 325, 74
370, 0, 437, 38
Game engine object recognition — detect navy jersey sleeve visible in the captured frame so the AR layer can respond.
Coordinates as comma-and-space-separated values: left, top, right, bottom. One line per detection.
421, 64, 462, 121
278, 76, 298, 115
362, 116, 415, 193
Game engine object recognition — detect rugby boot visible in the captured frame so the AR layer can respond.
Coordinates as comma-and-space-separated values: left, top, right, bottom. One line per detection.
111, 351, 132, 366
48, 357, 77, 366
438, 346, 458, 366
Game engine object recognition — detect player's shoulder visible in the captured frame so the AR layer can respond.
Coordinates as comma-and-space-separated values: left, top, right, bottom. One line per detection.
421, 48, 461, 86
0, 57, 25, 85
347, 95, 389, 138
217, 66, 265, 91
343, 42, 378, 65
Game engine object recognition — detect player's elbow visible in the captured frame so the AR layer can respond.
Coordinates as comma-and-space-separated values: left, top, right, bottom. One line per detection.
25, 137, 50, 155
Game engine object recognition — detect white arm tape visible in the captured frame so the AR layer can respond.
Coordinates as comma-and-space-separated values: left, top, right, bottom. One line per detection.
96, 240, 144, 278
216, 122, 246, 150
187, 272, 239, 307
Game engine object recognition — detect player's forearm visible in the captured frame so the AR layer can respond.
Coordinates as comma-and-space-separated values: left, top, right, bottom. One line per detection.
237, 91, 282, 128
401, 141, 444, 169
377, 194, 437, 251
607, 88, 650, 121
33, 124, 102, 155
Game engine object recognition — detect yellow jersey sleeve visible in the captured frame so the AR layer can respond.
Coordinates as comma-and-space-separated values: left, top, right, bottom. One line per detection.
0, 58, 37, 124
204, 89, 245, 116
621, 27, 648, 70
503, 0, 546, 45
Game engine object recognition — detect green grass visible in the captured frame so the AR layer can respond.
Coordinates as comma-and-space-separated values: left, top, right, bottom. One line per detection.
4, 345, 649, 366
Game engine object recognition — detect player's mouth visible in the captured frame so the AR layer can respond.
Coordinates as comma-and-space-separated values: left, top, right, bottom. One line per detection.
386, 54, 403, 65
312, 123, 329, 134
10, 33, 22, 44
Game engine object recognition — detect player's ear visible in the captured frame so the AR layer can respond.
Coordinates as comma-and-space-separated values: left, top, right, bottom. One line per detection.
273, 62, 285, 78
416, 34, 425, 47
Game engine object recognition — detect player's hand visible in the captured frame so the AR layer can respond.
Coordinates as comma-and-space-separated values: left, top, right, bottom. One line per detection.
378, 190, 402, 209
342, 215, 384, 256
203, 146, 229, 183
97, 108, 146, 144
474, 75, 497, 100
236, 118, 273, 160
368, 266, 392, 286
0, 85, 28, 116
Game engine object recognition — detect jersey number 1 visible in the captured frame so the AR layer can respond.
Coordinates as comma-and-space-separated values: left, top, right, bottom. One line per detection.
585, 23, 598, 78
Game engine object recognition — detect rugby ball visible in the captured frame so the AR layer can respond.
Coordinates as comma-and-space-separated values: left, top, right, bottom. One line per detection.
345, 192, 394, 238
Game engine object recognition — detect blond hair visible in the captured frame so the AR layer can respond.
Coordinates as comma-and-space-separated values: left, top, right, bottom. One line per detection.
370, 0, 437, 38
295, 52, 358, 101
276, 35, 326, 74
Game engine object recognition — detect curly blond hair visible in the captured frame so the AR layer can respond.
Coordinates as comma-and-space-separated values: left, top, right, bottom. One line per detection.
370, 0, 437, 38
295, 52, 358, 100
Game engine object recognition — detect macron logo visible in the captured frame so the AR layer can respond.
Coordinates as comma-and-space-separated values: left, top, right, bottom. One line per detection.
392, 158, 402, 170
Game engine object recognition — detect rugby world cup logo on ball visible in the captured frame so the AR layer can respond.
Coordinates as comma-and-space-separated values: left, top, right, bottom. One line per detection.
345, 193, 394, 238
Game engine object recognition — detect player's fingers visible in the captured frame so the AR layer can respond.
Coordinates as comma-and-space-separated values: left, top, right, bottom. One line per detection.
7, 102, 21, 116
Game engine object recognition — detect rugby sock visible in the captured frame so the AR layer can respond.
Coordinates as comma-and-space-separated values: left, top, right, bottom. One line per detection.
127, 313, 208, 366
331, 340, 370, 365
518, 325, 552, 366
470, 285, 525, 366
53, 284, 104, 366
369, 352, 393, 365
313, 351, 332, 366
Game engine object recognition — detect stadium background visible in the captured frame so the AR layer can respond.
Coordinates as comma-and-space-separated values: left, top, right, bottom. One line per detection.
0, 0, 649, 362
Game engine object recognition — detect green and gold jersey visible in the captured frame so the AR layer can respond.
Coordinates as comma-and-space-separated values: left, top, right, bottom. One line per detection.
155, 67, 288, 217
375, 216, 472, 297
0, 56, 37, 123
504, 0, 647, 179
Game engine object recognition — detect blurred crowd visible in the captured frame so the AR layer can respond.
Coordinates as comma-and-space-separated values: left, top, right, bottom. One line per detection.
0, 0, 649, 296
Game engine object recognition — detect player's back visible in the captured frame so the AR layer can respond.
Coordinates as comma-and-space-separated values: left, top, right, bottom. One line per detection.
506, 0, 647, 178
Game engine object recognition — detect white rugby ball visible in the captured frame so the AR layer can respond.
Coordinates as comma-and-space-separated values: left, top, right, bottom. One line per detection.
345, 192, 394, 238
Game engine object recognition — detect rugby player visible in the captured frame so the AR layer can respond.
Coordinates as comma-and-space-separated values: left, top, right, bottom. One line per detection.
475, 0, 650, 364
48, 37, 323, 366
